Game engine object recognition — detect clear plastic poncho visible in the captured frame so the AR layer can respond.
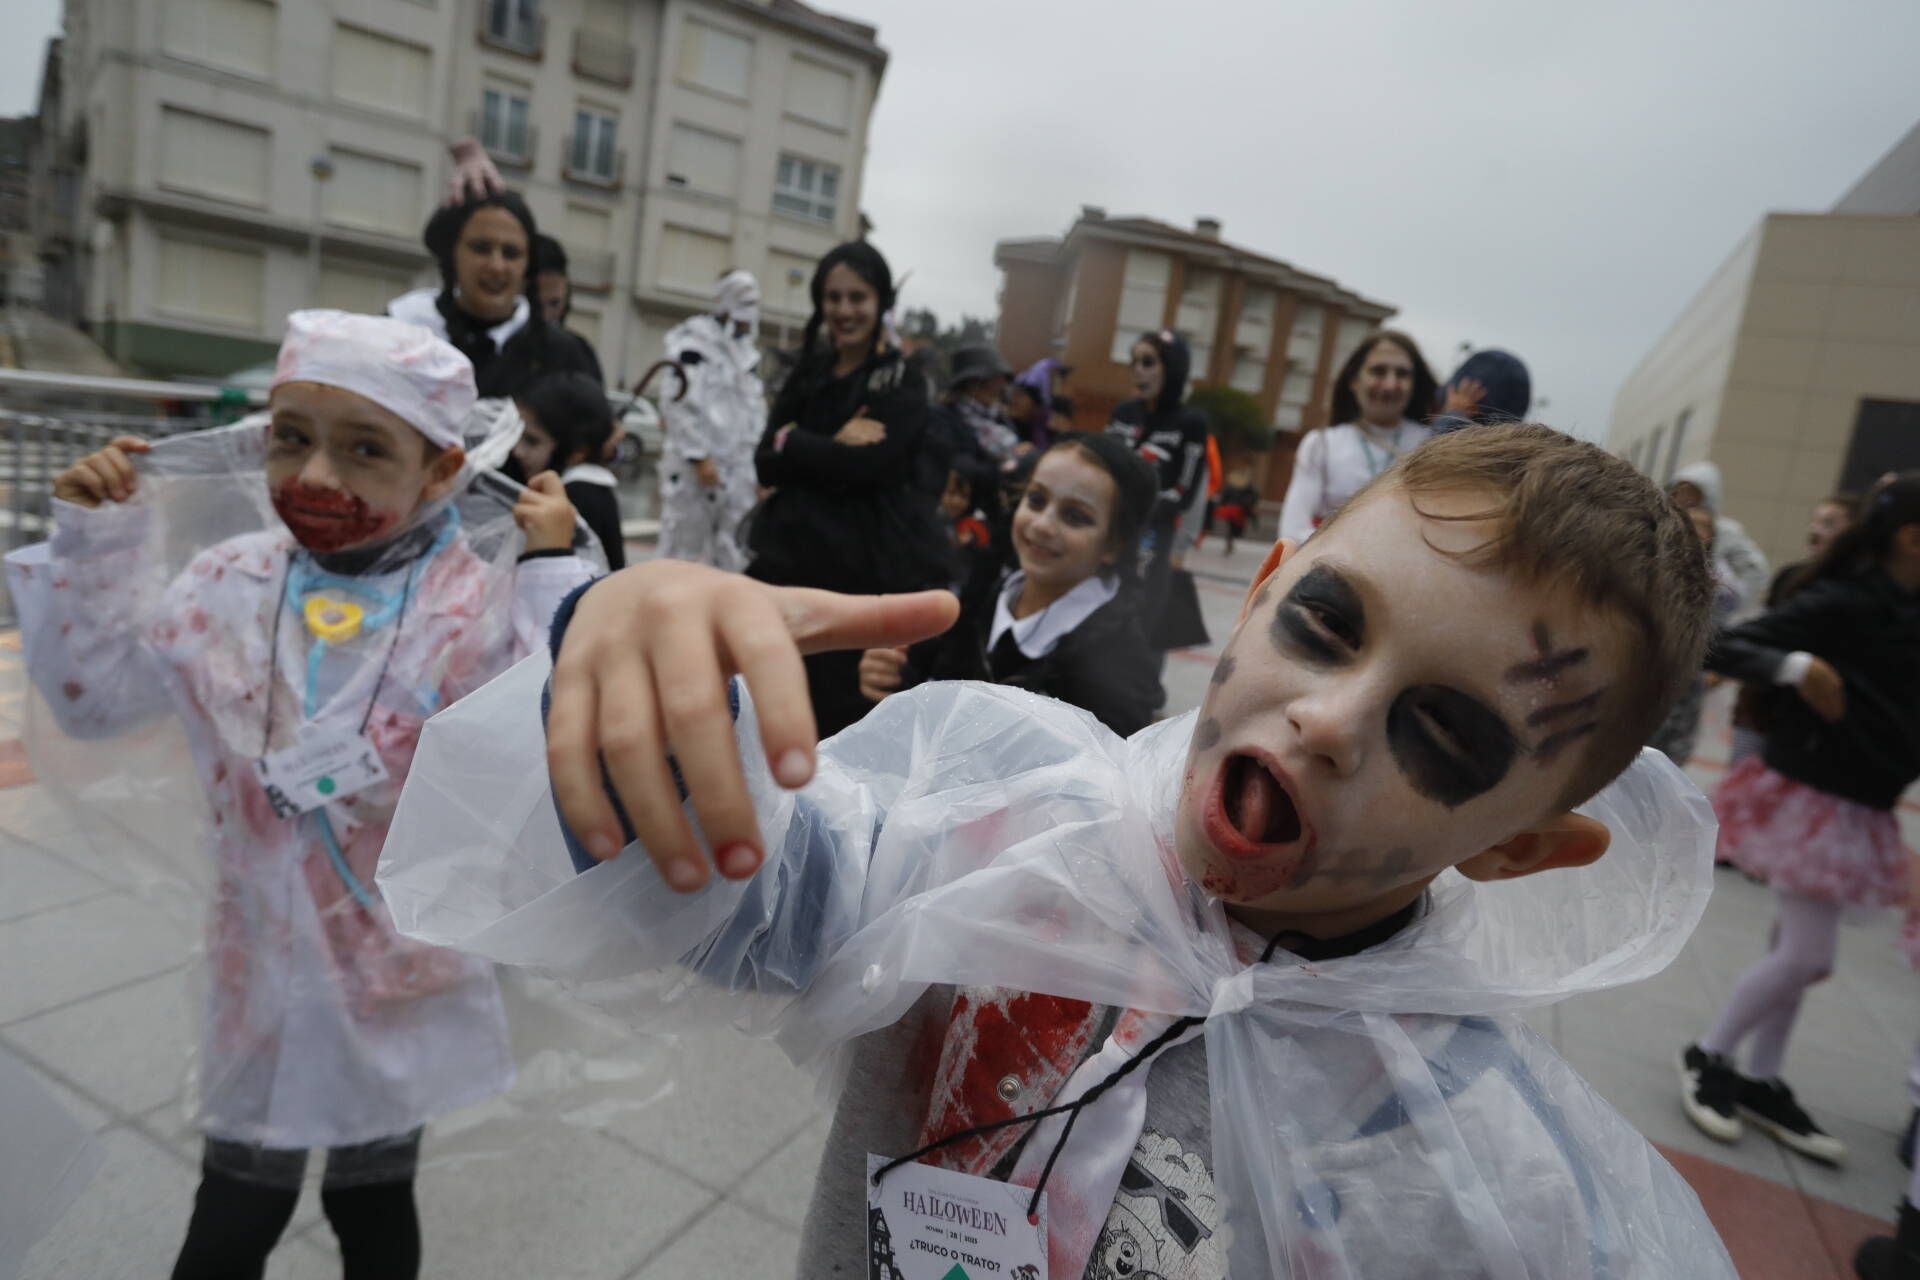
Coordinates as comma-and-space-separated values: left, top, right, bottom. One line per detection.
381, 663, 1738, 1278
3, 408, 668, 1174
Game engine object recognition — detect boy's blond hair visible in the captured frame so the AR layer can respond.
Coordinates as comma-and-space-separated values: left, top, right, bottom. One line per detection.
1326, 423, 1712, 808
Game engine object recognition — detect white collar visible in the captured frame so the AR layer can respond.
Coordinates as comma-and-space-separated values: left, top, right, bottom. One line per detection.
989, 571, 1120, 660
478, 295, 531, 348
559, 463, 616, 488
386, 287, 530, 349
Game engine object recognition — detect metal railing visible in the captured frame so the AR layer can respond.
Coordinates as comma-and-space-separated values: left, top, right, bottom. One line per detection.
571, 28, 636, 87
478, 2, 546, 57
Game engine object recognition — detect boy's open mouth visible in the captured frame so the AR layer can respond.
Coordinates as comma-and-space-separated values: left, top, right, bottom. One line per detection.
1205, 751, 1308, 861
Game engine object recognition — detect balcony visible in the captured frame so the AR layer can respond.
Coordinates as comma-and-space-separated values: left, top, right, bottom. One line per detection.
469, 110, 538, 171
562, 138, 625, 189
566, 246, 615, 293
477, 3, 545, 59
571, 28, 636, 87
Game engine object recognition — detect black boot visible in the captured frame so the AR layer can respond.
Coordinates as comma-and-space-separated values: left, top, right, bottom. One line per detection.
1900, 1108, 1917, 1169
1855, 1200, 1920, 1279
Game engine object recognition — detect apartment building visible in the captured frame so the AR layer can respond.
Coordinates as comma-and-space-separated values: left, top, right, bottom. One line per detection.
1606, 120, 1920, 570
995, 210, 1396, 503
36, 0, 883, 381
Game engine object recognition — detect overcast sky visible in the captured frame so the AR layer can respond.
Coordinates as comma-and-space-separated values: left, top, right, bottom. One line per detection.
4, 0, 1915, 436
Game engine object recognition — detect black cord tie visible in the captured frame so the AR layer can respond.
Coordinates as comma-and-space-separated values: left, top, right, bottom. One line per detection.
871, 930, 1293, 1218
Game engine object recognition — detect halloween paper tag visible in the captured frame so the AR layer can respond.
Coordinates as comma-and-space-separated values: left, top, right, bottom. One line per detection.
867, 1153, 1047, 1279
254, 724, 388, 818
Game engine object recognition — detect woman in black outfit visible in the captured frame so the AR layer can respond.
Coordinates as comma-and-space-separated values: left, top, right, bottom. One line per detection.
1106, 329, 1209, 625
748, 241, 951, 736
388, 190, 601, 399
857, 433, 1164, 737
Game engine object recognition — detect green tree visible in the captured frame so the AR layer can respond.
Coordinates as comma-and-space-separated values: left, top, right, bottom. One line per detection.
1189, 384, 1272, 458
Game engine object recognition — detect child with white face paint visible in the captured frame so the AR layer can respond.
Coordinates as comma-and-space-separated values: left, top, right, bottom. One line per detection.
385, 424, 1735, 1277
12, 310, 593, 1280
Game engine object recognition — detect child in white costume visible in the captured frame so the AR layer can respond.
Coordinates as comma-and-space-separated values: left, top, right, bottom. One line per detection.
657, 269, 765, 572
6, 310, 594, 1279
384, 424, 1738, 1277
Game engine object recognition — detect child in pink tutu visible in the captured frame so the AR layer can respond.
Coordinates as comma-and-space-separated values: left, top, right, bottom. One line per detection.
1681, 475, 1920, 1188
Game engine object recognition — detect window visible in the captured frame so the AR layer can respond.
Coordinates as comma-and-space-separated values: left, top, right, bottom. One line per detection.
580, 0, 625, 37
161, 0, 275, 78
665, 124, 740, 198
1274, 367, 1316, 431
483, 0, 543, 52
1109, 250, 1170, 364
322, 149, 422, 236
1231, 287, 1276, 394
1333, 316, 1373, 369
568, 108, 619, 181
767, 249, 814, 315
155, 235, 263, 328
1286, 302, 1325, 363
1664, 408, 1691, 485
1176, 268, 1222, 385
676, 19, 751, 99
157, 109, 270, 207
332, 24, 430, 118
658, 225, 730, 293
773, 154, 839, 224
1841, 399, 1920, 493
317, 263, 411, 315
784, 57, 851, 130
480, 86, 533, 163
563, 202, 611, 250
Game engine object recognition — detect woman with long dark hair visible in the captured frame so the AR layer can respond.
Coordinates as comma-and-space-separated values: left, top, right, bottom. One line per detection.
748, 240, 950, 736
389, 191, 601, 398
1278, 329, 1438, 544
1106, 329, 1209, 624
857, 433, 1165, 736
1679, 474, 1920, 1180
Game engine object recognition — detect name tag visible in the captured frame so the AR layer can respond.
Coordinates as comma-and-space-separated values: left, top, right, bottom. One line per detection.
867, 1154, 1047, 1280
253, 724, 389, 819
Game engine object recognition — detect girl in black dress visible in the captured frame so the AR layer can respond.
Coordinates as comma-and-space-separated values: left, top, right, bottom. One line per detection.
1106, 329, 1209, 628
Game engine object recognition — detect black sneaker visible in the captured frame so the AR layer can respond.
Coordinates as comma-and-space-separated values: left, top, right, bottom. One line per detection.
1853, 1199, 1920, 1279
1901, 1108, 1917, 1169
1678, 1044, 1743, 1143
1740, 1076, 1847, 1164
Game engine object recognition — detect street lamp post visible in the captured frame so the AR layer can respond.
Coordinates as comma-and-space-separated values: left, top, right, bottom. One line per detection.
307, 154, 335, 299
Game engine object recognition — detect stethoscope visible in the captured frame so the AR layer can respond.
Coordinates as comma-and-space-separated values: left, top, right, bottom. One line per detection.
261, 512, 458, 909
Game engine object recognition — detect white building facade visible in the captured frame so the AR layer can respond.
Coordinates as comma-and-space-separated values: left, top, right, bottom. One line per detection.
40, 0, 883, 380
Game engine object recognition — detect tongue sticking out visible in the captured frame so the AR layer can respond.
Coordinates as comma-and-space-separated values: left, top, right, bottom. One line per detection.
1224, 754, 1302, 849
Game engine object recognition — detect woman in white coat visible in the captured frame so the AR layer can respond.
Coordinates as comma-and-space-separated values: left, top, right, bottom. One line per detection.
1279, 329, 1439, 544
6, 311, 593, 1280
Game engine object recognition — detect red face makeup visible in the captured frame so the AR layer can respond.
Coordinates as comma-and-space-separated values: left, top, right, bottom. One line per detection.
271, 480, 400, 553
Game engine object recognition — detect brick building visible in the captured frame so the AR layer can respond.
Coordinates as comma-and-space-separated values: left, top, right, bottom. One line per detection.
994, 209, 1395, 502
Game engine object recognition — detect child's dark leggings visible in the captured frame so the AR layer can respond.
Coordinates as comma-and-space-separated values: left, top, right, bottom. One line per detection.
169, 1129, 423, 1280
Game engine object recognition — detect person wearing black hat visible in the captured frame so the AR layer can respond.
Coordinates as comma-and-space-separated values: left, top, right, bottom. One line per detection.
748, 240, 952, 736
531, 234, 605, 385
388, 192, 601, 399
1107, 329, 1210, 631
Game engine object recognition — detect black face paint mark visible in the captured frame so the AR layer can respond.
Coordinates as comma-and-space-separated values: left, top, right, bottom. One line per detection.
1194, 717, 1223, 750
1504, 621, 1590, 685
1210, 655, 1237, 687
1371, 846, 1416, 886
1272, 564, 1366, 664
1299, 845, 1421, 887
1388, 684, 1518, 808
1534, 720, 1599, 763
1525, 688, 1604, 728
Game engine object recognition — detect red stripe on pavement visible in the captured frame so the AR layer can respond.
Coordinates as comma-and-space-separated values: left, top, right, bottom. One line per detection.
1655, 1142, 1891, 1279
0, 738, 32, 790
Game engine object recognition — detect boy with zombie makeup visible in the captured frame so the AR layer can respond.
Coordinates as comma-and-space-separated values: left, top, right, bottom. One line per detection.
9, 311, 594, 1280
384, 423, 1738, 1276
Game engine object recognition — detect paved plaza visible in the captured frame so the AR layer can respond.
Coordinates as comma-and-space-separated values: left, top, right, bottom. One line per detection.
5, 533, 1917, 1278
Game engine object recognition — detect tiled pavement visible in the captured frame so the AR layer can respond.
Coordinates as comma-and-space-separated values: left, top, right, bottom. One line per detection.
6, 534, 1918, 1277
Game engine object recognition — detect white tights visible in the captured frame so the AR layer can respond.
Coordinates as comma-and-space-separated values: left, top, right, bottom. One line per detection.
1700, 889, 1843, 1080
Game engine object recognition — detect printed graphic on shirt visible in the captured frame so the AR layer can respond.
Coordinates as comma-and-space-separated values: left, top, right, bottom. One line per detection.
1088, 1129, 1225, 1280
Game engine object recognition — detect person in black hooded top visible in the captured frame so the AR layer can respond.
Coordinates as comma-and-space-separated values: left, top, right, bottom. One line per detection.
1106, 328, 1209, 623
856, 432, 1164, 736
748, 240, 951, 736
388, 191, 600, 399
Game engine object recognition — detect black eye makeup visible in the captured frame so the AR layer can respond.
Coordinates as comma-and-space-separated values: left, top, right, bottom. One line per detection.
1387, 684, 1518, 808
1271, 563, 1366, 663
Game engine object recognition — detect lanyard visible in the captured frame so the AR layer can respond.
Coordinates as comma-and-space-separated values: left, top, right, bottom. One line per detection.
1356, 423, 1405, 479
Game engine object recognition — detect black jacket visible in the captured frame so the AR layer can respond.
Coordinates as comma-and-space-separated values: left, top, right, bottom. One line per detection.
1108, 399, 1209, 518
1707, 568, 1920, 809
904, 579, 1165, 737
748, 347, 950, 596
436, 295, 602, 398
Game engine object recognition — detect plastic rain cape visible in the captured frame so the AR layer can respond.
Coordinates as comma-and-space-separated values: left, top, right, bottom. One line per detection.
382, 665, 1738, 1278
2, 407, 669, 1173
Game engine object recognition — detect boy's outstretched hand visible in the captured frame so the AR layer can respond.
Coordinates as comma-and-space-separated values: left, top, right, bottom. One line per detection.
546, 562, 958, 892
53, 436, 150, 508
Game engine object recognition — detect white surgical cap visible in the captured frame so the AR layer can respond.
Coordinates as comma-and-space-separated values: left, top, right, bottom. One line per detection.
270, 309, 476, 450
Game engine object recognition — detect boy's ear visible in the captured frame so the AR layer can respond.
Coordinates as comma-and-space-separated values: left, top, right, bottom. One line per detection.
421, 444, 468, 504
1240, 539, 1295, 623
1456, 813, 1611, 883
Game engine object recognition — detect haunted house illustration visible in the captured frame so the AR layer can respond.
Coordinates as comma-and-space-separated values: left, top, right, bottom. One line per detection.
869, 1205, 902, 1279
